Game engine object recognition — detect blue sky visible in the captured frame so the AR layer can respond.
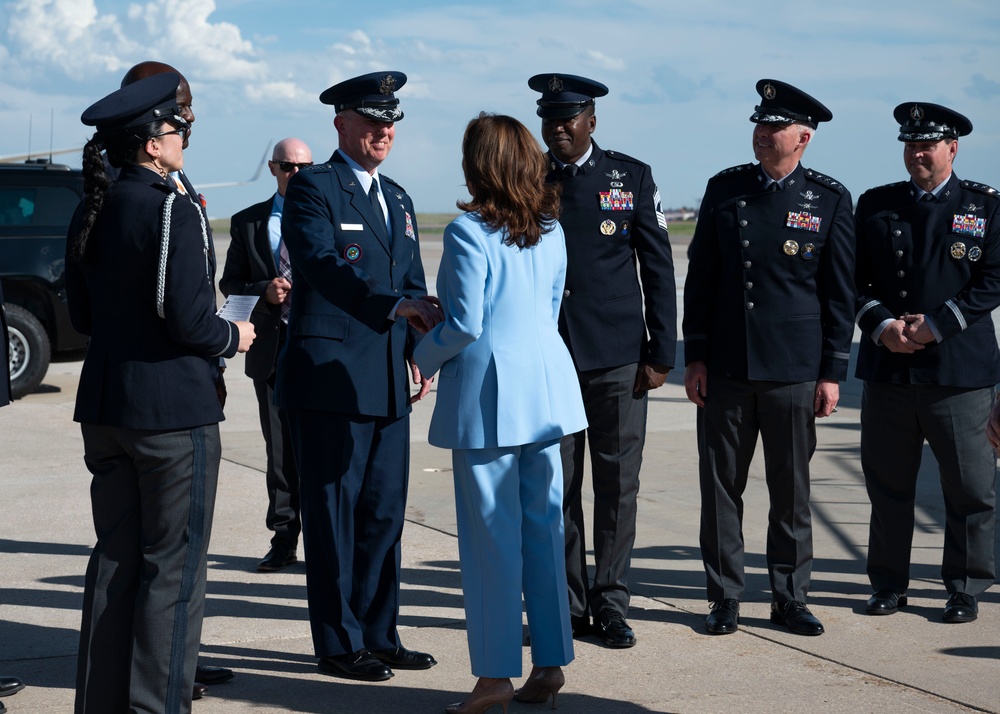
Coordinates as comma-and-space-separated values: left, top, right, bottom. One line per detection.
1, 0, 999, 219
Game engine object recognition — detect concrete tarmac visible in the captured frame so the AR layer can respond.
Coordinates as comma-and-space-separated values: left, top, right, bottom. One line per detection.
1, 230, 998, 713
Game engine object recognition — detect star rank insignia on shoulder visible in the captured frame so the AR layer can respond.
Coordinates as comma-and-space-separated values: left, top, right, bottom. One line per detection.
962, 181, 999, 197
803, 169, 846, 194
716, 163, 754, 177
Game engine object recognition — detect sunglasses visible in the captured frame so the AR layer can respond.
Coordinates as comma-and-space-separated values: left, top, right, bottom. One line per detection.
151, 127, 190, 141
273, 161, 313, 172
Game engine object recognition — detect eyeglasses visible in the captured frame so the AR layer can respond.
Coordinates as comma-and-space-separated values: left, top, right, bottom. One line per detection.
151, 127, 189, 141
273, 161, 313, 172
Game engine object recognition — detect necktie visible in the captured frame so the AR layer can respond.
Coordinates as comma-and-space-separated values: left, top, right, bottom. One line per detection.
767, 181, 780, 192
278, 240, 292, 323
921, 193, 934, 203
368, 179, 388, 240
563, 163, 578, 178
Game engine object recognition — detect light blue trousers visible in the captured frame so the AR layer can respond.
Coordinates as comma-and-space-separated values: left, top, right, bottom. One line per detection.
452, 439, 575, 677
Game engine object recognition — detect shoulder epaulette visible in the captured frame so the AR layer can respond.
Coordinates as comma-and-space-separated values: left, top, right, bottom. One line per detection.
864, 180, 908, 193
714, 163, 754, 177
603, 149, 649, 168
381, 174, 406, 193
961, 180, 1000, 198
803, 168, 847, 194
298, 162, 329, 174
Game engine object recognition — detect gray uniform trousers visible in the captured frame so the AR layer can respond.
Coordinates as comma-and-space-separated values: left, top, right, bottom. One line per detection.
562, 362, 647, 618
862, 382, 997, 597
697, 374, 817, 604
74, 424, 220, 714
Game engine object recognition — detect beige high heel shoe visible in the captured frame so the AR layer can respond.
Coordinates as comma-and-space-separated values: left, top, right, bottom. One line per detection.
513, 666, 565, 709
445, 677, 514, 714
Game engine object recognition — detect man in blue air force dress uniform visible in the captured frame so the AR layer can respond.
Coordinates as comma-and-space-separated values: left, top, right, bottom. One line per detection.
683, 79, 856, 637
528, 73, 677, 649
855, 102, 1000, 624
275, 72, 441, 682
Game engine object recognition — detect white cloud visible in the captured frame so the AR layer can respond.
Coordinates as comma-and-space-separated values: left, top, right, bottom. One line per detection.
125, 0, 263, 82
584, 50, 625, 72
4, 0, 268, 83
6, 0, 135, 77
244, 80, 309, 103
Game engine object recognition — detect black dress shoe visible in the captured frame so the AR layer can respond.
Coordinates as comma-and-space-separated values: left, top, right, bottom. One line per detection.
866, 590, 907, 615
770, 601, 824, 636
370, 646, 437, 670
194, 665, 234, 685
943, 592, 978, 623
0, 676, 24, 697
192, 683, 208, 700
571, 615, 591, 638
596, 607, 636, 648
319, 651, 393, 681
706, 599, 740, 634
257, 544, 298, 572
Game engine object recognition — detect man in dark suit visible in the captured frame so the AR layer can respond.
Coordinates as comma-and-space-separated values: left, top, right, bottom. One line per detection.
275, 71, 441, 682
528, 74, 677, 649
683, 79, 856, 637
855, 103, 1000, 624
121, 60, 235, 695
221, 138, 312, 572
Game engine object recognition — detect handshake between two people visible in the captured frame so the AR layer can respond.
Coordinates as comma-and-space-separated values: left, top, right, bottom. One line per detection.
397, 294, 444, 334
397, 295, 444, 404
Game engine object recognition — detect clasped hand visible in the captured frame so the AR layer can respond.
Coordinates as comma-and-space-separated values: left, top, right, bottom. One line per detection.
881, 314, 934, 354
397, 295, 444, 334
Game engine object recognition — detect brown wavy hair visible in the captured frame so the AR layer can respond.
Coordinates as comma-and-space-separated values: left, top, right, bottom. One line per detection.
456, 113, 560, 249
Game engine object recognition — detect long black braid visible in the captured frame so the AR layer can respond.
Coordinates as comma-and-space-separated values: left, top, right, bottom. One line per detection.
69, 120, 166, 262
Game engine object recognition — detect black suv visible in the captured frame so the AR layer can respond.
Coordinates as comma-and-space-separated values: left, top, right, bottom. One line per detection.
0, 161, 87, 398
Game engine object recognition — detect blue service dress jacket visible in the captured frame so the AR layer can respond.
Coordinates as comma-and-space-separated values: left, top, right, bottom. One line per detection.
550, 142, 677, 372
683, 162, 856, 382
65, 165, 239, 429
413, 212, 587, 449
854, 174, 1000, 387
275, 152, 427, 418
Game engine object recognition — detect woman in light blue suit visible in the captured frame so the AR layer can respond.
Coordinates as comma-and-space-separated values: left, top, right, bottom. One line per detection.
414, 114, 586, 714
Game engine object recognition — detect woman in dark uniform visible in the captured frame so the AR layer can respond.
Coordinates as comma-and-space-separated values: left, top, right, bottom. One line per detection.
66, 74, 254, 714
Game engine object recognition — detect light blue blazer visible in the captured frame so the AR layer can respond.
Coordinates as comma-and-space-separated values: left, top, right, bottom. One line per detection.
414, 212, 587, 450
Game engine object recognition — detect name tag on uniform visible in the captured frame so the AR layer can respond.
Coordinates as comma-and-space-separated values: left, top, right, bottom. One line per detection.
341, 223, 364, 231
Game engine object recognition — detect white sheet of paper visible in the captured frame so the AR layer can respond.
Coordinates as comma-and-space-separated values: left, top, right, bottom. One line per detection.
216, 295, 259, 321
